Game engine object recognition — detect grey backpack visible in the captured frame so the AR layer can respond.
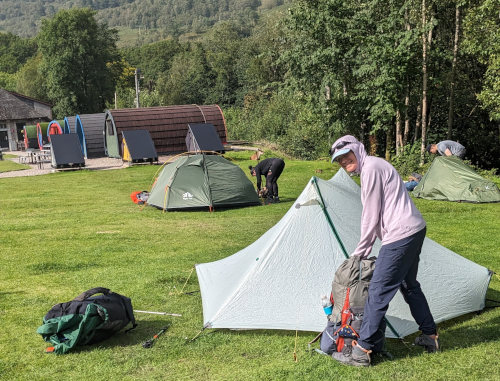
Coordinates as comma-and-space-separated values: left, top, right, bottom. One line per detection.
311, 256, 381, 355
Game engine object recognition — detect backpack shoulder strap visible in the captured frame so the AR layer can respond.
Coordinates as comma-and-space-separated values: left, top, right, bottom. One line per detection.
74, 287, 110, 302
308, 330, 323, 346
120, 295, 137, 332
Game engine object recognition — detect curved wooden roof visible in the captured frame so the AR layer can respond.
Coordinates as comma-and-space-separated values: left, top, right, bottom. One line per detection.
76, 113, 106, 158
105, 104, 227, 154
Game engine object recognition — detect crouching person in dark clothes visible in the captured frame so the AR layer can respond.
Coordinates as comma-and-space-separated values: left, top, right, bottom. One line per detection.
329, 135, 439, 367
249, 158, 285, 204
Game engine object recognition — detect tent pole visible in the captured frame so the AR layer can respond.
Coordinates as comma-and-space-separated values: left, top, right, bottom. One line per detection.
311, 176, 349, 259
201, 153, 214, 210
312, 175, 403, 340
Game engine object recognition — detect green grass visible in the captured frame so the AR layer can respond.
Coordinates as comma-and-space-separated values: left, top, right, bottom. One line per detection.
0, 151, 498, 381
0, 156, 30, 172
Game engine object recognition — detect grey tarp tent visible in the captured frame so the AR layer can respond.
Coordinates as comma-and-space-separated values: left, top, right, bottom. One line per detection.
121, 130, 158, 164
196, 170, 491, 337
147, 154, 260, 211
413, 156, 500, 203
50, 134, 85, 169
185, 123, 225, 153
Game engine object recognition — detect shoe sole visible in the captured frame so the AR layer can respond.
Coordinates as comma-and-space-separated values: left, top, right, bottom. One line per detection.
337, 359, 370, 367
332, 355, 370, 367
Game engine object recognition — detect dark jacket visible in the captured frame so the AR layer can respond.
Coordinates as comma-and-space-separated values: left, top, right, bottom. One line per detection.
254, 158, 285, 190
253, 158, 273, 190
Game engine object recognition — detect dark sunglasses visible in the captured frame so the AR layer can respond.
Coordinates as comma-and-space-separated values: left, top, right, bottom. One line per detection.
329, 141, 348, 156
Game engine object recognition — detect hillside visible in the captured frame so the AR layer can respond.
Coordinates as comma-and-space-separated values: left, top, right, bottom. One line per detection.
0, 0, 285, 44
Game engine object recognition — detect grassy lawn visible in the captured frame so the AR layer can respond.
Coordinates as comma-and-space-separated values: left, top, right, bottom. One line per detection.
0, 151, 498, 380
0, 156, 30, 172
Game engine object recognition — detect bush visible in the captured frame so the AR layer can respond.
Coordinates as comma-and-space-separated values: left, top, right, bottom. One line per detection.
225, 92, 332, 159
391, 141, 431, 178
278, 108, 330, 160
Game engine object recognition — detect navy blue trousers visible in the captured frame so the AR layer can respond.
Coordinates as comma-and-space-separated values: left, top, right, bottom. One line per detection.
358, 227, 437, 351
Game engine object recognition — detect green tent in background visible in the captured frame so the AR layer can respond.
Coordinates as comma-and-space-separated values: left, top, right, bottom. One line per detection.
412, 156, 500, 203
147, 154, 261, 211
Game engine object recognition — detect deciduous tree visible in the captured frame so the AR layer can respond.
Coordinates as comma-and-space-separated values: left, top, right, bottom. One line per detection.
37, 8, 120, 117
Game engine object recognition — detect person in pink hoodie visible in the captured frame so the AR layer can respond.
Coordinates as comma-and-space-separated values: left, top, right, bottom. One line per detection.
329, 135, 439, 366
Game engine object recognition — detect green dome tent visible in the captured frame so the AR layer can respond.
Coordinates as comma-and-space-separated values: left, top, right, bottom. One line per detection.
412, 156, 500, 203
147, 154, 261, 211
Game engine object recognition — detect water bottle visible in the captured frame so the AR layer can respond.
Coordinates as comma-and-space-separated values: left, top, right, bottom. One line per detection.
321, 294, 333, 316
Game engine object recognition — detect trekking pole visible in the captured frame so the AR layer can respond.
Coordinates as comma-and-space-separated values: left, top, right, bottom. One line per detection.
142, 326, 169, 348
134, 310, 182, 317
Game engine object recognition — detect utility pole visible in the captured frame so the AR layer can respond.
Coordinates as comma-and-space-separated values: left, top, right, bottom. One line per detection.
134, 68, 142, 108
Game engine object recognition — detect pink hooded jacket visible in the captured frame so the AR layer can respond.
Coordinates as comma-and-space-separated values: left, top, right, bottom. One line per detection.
331, 135, 426, 258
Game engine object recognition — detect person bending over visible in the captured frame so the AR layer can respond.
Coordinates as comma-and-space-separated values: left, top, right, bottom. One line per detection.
426, 140, 465, 159
329, 135, 439, 367
249, 158, 285, 204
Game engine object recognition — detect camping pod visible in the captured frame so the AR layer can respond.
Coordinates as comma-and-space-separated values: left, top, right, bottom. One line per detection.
75, 113, 106, 158
104, 105, 227, 158
413, 156, 500, 203
147, 154, 260, 211
36, 122, 49, 150
23, 125, 38, 149
47, 120, 63, 140
121, 130, 158, 164
196, 170, 491, 338
63, 116, 75, 134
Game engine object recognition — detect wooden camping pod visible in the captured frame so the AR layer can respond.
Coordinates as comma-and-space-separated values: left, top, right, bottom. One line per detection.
64, 116, 75, 134
103, 105, 227, 158
36, 122, 49, 149
23, 125, 38, 149
75, 113, 106, 158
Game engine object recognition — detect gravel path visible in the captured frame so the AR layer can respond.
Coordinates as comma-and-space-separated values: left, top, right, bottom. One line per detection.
0, 151, 173, 179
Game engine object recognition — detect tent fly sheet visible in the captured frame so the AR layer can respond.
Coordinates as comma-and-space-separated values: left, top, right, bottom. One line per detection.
196, 170, 491, 338
147, 154, 260, 211
413, 156, 500, 203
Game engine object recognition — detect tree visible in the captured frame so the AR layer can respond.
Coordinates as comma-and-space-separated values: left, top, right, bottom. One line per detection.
0, 72, 16, 91
202, 22, 246, 105
37, 8, 120, 117
158, 43, 214, 105
447, 4, 460, 139
463, 0, 500, 121
0, 32, 37, 73
15, 53, 49, 102
121, 39, 183, 83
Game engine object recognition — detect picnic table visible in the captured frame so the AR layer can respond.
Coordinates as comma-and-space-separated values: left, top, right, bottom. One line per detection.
18, 149, 51, 168
19, 149, 37, 164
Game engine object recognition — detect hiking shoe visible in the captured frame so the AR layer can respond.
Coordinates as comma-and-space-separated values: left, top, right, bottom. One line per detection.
414, 334, 440, 353
332, 342, 371, 367
273, 197, 280, 203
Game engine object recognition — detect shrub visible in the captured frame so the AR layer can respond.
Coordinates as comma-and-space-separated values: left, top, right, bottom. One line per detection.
391, 141, 431, 178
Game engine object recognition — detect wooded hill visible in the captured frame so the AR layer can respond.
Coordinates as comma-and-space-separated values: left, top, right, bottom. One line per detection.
0, 0, 285, 40
0, 1, 498, 172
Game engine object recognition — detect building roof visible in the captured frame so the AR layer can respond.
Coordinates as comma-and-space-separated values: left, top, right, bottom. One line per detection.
0, 88, 51, 121
6, 90, 52, 107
